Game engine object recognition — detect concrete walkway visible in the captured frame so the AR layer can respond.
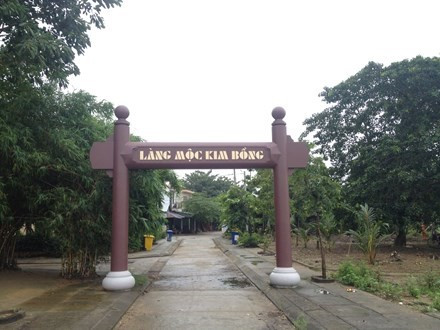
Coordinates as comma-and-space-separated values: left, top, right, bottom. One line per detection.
214, 235, 440, 330
3, 233, 440, 329
1, 238, 181, 329
115, 234, 293, 329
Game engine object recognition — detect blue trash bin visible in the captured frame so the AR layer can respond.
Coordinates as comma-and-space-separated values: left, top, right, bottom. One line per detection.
231, 231, 239, 245
166, 230, 173, 241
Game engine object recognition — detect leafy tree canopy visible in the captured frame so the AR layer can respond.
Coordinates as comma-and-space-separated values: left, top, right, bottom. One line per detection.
183, 193, 221, 227
301, 56, 440, 245
289, 156, 342, 224
0, 0, 122, 87
183, 170, 233, 197
220, 185, 256, 233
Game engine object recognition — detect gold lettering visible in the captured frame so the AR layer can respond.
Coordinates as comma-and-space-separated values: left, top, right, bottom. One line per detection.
194, 151, 202, 160
147, 149, 155, 160
232, 150, 239, 160
248, 150, 256, 160
205, 151, 214, 160
218, 150, 228, 160
256, 150, 264, 160
175, 151, 185, 160
185, 149, 195, 162
163, 150, 171, 160
239, 148, 248, 160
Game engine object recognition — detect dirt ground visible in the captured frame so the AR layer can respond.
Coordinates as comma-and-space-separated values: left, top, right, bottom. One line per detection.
287, 234, 440, 283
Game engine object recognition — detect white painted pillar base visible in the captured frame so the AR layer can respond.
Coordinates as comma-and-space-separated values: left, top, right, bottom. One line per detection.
102, 270, 135, 291
269, 267, 300, 287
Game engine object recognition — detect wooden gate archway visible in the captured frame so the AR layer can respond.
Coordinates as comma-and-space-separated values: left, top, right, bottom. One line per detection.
90, 106, 308, 290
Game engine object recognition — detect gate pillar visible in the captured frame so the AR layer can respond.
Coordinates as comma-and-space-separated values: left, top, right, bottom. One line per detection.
102, 106, 135, 290
270, 107, 300, 287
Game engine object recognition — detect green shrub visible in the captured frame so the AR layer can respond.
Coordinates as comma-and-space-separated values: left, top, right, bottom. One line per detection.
238, 232, 261, 247
154, 228, 166, 241
431, 294, 440, 311
260, 234, 273, 253
406, 277, 421, 298
334, 261, 380, 292
420, 271, 440, 293
378, 282, 402, 301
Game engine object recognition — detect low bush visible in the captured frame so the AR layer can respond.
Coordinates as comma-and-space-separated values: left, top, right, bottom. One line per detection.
336, 262, 440, 308
406, 277, 421, 298
334, 261, 380, 292
238, 232, 261, 248
378, 282, 402, 301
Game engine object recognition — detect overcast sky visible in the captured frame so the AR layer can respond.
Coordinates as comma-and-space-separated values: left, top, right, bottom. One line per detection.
70, 0, 440, 178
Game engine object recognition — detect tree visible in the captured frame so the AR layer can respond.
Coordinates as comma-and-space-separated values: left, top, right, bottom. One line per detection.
347, 204, 390, 265
220, 186, 257, 233
183, 193, 221, 231
302, 57, 440, 246
247, 169, 275, 232
183, 170, 233, 197
0, 0, 122, 87
0, 87, 178, 276
0, 87, 115, 272
289, 157, 342, 226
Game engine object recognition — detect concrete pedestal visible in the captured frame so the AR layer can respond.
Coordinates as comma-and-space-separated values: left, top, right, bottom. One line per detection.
269, 267, 300, 287
102, 270, 135, 291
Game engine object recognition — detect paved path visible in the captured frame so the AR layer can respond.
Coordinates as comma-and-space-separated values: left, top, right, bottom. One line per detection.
115, 234, 293, 329
214, 235, 440, 330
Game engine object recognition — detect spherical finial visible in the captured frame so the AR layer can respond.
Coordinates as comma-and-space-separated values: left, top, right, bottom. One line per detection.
272, 107, 286, 120
115, 105, 129, 119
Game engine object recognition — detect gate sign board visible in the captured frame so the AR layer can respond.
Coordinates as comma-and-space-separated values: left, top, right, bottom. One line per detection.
90, 105, 308, 291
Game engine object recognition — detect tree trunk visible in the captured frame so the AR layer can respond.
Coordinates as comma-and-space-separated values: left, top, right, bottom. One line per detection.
317, 226, 327, 279
394, 228, 407, 247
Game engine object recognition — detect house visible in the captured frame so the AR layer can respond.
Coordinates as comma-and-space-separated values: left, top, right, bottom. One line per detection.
163, 189, 196, 234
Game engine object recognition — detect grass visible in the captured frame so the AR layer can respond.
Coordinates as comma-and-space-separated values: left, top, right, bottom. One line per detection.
334, 261, 440, 310
133, 274, 148, 287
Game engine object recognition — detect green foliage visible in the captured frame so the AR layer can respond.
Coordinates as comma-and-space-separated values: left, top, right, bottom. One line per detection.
289, 156, 342, 228
133, 274, 148, 287
220, 186, 256, 233
432, 295, 440, 311
302, 57, 440, 246
293, 225, 311, 248
238, 232, 261, 248
183, 193, 221, 229
246, 169, 275, 232
128, 168, 176, 251
0, 86, 175, 276
183, 170, 233, 198
406, 277, 421, 298
319, 213, 338, 251
347, 204, 390, 264
0, 0, 122, 87
420, 271, 440, 293
260, 233, 273, 254
335, 261, 380, 291
404, 273, 440, 310
337, 262, 440, 307
335, 261, 404, 301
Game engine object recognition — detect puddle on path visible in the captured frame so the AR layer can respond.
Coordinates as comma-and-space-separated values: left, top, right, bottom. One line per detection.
221, 277, 252, 288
